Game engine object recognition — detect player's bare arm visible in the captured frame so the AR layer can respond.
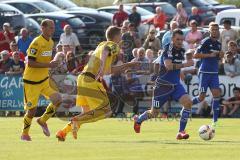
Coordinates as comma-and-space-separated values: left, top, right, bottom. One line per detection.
164, 59, 194, 70
28, 58, 59, 68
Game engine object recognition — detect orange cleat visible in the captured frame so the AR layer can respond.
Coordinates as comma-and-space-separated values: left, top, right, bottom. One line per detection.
133, 115, 141, 133
56, 130, 66, 142
176, 131, 190, 140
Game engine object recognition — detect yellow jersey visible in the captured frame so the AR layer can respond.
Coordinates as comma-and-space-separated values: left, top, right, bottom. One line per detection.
23, 35, 54, 83
83, 41, 120, 75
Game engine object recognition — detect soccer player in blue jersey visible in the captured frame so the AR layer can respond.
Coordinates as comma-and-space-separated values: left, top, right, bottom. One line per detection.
192, 23, 224, 127
133, 29, 194, 140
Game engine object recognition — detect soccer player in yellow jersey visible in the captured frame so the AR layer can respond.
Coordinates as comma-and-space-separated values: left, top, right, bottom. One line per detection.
21, 19, 62, 141
56, 26, 139, 141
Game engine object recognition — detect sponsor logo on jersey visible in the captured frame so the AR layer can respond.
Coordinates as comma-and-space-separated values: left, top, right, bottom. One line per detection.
41, 51, 52, 56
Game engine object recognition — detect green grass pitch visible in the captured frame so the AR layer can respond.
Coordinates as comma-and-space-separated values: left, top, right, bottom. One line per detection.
1, 117, 240, 160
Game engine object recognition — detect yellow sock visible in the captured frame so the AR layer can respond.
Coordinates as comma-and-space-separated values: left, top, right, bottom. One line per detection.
62, 123, 72, 135
22, 114, 33, 135
40, 103, 56, 123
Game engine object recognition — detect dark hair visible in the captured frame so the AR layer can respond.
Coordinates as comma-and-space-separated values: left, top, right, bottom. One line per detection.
105, 26, 121, 41
233, 87, 240, 92
172, 28, 183, 38
223, 19, 231, 25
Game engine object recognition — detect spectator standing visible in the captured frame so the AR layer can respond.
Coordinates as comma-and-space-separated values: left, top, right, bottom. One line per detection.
173, 2, 187, 28
146, 7, 167, 30
220, 20, 238, 52
122, 23, 141, 62
223, 51, 240, 77
185, 20, 202, 49
17, 28, 33, 56
59, 25, 82, 55
0, 23, 15, 52
5, 51, 24, 75
188, 7, 202, 26
162, 21, 178, 48
128, 5, 141, 30
9, 41, 25, 62
112, 4, 129, 27
0, 50, 12, 74
143, 28, 160, 57
222, 87, 240, 117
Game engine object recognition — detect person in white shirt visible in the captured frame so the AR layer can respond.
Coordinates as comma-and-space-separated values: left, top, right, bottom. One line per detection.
220, 20, 238, 52
59, 25, 82, 54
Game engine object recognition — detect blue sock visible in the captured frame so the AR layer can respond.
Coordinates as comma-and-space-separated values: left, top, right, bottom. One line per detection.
212, 98, 220, 122
192, 97, 201, 105
137, 111, 149, 124
179, 109, 191, 132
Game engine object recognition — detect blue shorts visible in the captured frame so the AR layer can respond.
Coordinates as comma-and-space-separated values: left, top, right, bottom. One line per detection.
152, 83, 187, 109
198, 72, 219, 93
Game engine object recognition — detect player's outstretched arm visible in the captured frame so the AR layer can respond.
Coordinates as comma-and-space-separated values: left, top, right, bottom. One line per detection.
193, 51, 218, 59
28, 59, 59, 68
111, 61, 141, 74
164, 59, 194, 71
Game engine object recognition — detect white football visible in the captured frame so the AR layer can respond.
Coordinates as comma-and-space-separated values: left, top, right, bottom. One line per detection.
198, 125, 215, 140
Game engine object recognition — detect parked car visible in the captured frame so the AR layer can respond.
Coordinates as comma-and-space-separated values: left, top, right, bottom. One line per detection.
215, 9, 240, 27
26, 12, 87, 47
2, 0, 62, 14
97, 5, 154, 21
126, 2, 176, 22
140, 0, 216, 25
64, 10, 113, 48
98, 5, 154, 40
204, 0, 236, 14
0, 3, 26, 32
25, 17, 41, 38
46, 0, 96, 11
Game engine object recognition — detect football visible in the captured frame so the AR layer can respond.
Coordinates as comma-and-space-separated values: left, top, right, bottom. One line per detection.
199, 125, 215, 140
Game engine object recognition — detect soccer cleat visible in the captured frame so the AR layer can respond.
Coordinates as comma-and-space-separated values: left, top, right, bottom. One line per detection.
56, 130, 66, 142
133, 115, 141, 133
21, 134, 32, 141
71, 117, 80, 139
212, 121, 218, 128
36, 118, 50, 137
176, 131, 189, 140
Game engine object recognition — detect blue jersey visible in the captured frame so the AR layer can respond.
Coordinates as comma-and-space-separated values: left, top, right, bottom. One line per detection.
196, 37, 221, 74
157, 43, 185, 85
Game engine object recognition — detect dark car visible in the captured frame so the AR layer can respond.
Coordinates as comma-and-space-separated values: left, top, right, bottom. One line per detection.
64, 10, 113, 49
126, 2, 176, 22
0, 3, 26, 31
204, 0, 236, 14
26, 12, 87, 47
2, 0, 62, 14
98, 5, 154, 21
140, 0, 216, 25
46, 0, 96, 11
25, 17, 41, 38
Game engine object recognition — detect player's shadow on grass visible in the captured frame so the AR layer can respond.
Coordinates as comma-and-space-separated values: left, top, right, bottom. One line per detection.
90, 140, 240, 145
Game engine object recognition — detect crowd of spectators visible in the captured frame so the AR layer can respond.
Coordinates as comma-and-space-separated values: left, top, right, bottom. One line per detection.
0, 2, 240, 117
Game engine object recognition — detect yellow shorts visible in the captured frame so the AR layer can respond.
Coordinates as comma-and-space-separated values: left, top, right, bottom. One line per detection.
23, 78, 57, 110
76, 74, 109, 110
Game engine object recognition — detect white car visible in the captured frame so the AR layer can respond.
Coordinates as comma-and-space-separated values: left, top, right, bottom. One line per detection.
215, 9, 240, 27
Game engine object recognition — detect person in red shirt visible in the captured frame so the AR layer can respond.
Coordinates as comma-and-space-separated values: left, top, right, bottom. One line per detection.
9, 41, 25, 62
0, 23, 15, 52
112, 4, 129, 27
146, 7, 167, 30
